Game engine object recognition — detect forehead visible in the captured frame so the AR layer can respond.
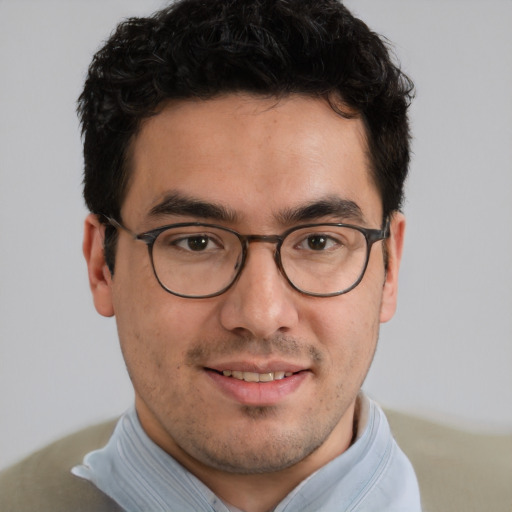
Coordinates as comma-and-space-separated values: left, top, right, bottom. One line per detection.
123, 94, 382, 227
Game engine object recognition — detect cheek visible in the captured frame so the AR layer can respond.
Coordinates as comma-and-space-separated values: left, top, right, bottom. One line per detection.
312, 287, 381, 341
112, 275, 218, 372
306, 282, 383, 372
114, 304, 191, 409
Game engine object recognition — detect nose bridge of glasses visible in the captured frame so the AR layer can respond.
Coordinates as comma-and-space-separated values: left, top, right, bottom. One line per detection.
238, 233, 285, 275
245, 234, 284, 260
244, 234, 283, 245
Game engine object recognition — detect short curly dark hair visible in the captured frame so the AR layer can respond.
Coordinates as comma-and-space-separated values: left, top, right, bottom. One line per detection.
78, 0, 414, 270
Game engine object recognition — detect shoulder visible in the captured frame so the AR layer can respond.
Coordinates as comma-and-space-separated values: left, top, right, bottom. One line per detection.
385, 409, 512, 512
0, 420, 124, 512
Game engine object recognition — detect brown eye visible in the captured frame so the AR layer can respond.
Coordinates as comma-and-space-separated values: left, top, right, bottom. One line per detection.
185, 235, 209, 251
307, 235, 328, 250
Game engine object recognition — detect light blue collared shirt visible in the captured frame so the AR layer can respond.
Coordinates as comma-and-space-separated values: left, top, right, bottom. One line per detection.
72, 393, 421, 511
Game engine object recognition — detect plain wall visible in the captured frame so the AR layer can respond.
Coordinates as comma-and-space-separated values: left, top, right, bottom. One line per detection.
1, 0, 511, 471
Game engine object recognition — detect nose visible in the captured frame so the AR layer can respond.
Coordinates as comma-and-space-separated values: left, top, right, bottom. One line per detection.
218, 243, 299, 338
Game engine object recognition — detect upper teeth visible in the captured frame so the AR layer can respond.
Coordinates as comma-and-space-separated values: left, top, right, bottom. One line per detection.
222, 370, 293, 382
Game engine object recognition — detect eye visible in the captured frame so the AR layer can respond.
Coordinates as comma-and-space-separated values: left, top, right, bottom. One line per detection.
298, 234, 340, 251
173, 234, 220, 252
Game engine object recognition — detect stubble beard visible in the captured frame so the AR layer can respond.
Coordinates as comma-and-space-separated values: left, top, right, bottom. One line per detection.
181, 399, 347, 475
131, 332, 359, 476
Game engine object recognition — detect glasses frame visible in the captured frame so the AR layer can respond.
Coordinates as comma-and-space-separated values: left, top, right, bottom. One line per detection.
104, 216, 390, 299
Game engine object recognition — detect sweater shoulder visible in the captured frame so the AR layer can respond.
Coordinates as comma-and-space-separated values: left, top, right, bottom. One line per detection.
385, 409, 512, 512
0, 419, 123, 512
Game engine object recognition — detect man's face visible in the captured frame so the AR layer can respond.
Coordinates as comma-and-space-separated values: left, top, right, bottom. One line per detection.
85, 94, 404, 476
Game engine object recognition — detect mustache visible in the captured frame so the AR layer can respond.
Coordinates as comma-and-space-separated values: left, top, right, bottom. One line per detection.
186, 334, 323, 365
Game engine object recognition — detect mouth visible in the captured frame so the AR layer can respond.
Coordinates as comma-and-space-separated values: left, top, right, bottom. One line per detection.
204, 365, 310, 406
214, 369, 295, 383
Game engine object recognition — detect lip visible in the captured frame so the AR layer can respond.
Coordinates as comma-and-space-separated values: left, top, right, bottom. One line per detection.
204, 362, 311, 406
207, 360, 307, 374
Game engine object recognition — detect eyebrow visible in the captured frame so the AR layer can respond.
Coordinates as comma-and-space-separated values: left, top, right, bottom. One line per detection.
147, 192, 365, 227
148, 192, 238, 223
276, 196, 366, 225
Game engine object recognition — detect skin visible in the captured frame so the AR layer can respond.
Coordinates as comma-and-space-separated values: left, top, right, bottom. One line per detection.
83, 93, 405, 512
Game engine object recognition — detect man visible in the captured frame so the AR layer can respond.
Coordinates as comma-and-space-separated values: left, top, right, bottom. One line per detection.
0, 0, 420, 510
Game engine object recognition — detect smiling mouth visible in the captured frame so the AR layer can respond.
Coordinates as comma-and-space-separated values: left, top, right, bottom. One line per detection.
210, 369, 296, 383
205, 367, 309, 405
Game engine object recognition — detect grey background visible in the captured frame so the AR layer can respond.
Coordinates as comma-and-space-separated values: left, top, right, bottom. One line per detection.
1, 0, 511, 470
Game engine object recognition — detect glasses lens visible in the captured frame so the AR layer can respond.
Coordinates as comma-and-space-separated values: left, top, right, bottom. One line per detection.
151, 225, 242, 297
281, 225, 369, 295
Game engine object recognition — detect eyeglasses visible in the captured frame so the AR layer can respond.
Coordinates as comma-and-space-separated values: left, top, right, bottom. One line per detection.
105, 216, 389, 298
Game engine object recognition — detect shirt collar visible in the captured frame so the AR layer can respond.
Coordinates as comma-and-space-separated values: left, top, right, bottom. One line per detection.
72, 393, 407, 512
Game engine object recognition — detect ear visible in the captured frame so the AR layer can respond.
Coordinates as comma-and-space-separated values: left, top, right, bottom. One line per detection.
83, 214, 115, 317
380, 212, 406, 323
